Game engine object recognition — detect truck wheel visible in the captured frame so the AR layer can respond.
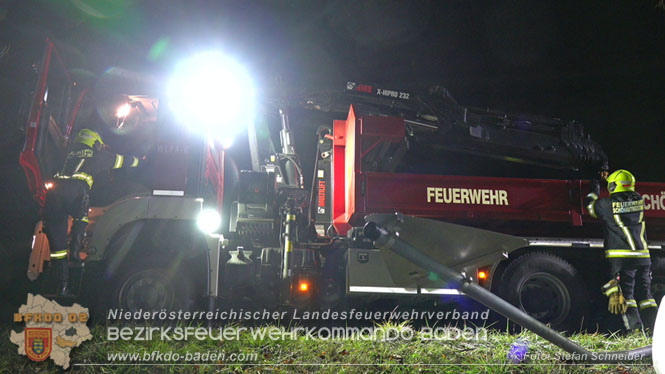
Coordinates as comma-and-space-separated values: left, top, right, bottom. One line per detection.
110, 262, 195, 313
497, 252, 589, 332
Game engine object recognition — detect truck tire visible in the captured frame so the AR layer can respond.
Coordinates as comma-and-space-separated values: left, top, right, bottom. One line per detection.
108, 261, 195, 313
497, 252, 589, 332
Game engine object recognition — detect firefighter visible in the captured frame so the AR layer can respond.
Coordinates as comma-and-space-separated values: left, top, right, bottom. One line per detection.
585, 169, 658, 333
43, 128, 141, 296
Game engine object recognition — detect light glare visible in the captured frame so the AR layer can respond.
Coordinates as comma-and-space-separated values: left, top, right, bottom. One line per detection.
116, 103, 131, 118
167, 51, 254, 143
197, 208, 222, 234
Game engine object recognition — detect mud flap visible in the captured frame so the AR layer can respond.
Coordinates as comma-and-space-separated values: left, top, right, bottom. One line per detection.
27, 221, 50, 281
27, 218, 72, 281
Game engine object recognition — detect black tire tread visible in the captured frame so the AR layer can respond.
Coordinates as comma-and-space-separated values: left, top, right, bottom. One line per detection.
497, 251, 589, 332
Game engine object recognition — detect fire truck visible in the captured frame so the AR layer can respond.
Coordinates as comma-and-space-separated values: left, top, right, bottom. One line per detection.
21, 40, 665, 331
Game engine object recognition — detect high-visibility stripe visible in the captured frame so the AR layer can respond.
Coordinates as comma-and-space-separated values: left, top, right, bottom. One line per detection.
72, 172, 93, 188
639, 299, 657, 309
113, 155, 124, 169
602, 279, 617, 288
78, 217, 89, 223
50, 250, 68, 259
613, 214, 636, 250
640, 222, 648, 249
586, 193, 598, 218
130, 156, 139, 167
605, 249, 650, 258
73, 159, 85, 173
55, 172, 94, 188
626, 299, 637, 308
604, 286, 619, 296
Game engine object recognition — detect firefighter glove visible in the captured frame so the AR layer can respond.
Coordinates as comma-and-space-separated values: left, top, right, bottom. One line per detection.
602, 279, 627, 315
608, 292, 627, 315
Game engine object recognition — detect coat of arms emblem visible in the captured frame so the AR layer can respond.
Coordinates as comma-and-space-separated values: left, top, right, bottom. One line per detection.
25, 328, 52, 362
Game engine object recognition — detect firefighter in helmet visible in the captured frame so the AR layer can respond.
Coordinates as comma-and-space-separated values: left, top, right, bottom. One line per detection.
585, 169, 658, 333
43, 128, 141, 296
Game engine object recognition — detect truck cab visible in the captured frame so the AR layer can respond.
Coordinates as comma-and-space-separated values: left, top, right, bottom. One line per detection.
21, 40, 220, 313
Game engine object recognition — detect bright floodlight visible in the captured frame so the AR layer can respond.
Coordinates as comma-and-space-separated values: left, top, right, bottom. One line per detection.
116, 103, 131, 118
167, 51, 255, 142
197, 208, 222, 234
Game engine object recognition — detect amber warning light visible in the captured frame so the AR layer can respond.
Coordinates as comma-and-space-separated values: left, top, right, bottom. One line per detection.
298, 281, 310, 292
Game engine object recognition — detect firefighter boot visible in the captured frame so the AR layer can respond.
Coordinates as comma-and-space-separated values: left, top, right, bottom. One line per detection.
624, 306, 644, 334
55, 259, 72, 297
69, 219, 87, 262
641, 307, 659, 335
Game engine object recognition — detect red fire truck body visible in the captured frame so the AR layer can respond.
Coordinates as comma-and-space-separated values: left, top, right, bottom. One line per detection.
329, 106, 665, 240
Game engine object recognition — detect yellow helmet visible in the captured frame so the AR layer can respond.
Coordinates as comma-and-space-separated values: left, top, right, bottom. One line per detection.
74, 129, 104, 148
607, 169, 635, 193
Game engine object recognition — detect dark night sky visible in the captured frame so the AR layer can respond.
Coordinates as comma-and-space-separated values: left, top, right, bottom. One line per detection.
0, 1, 664, 267
3, 1, 664, 173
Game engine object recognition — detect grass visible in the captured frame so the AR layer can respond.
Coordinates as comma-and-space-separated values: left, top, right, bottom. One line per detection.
0, 321, 656, 374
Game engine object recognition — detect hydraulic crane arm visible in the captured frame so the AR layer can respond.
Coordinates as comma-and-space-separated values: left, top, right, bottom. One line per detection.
303, 82, 608, 172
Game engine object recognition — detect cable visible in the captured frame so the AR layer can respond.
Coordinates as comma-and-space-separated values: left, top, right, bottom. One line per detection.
278, 154, 305, 188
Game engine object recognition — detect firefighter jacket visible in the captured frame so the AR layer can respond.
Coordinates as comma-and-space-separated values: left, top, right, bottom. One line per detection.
585, 191, 650, 265
54, 143, 140, 190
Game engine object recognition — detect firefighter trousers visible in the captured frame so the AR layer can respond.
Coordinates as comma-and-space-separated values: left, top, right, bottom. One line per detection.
610, 261, 659, 331
43, 179, 90, 285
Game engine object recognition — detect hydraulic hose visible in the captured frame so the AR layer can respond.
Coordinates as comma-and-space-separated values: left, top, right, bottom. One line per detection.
363, 221, 652, 364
